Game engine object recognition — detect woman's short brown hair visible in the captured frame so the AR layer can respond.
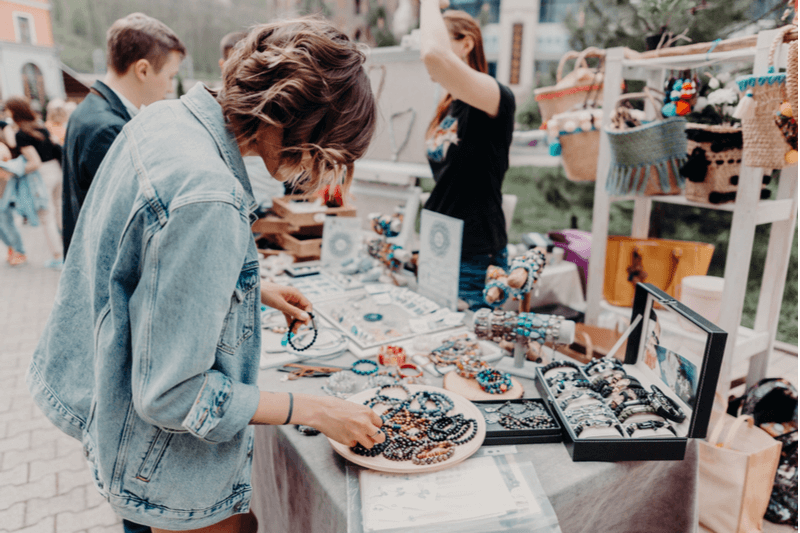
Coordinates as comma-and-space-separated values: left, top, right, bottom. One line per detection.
106, 13, 186, 75
218, 16, 377, 194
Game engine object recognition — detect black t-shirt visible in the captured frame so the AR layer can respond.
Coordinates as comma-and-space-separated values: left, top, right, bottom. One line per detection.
424, 81, 515, 258
16, 127, 60, 164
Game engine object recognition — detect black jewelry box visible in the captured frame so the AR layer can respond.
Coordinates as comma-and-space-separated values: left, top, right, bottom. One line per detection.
474, 398, 563, 446
535, 283, 727, 462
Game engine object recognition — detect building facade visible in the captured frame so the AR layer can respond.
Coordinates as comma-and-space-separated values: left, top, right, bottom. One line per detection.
0, 0, 65, 109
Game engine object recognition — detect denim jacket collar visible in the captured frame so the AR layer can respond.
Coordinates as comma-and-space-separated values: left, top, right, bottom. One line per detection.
181, 84, 258, 221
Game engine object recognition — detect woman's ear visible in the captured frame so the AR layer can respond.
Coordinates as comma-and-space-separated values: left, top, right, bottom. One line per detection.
462, 35, 475, 57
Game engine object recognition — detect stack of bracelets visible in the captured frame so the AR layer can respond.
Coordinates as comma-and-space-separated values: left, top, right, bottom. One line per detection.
350, 385, 479, 465
370, 212, 403, 238
482, 249, 547, 306
540, 358, 685, 438
480, 400, 558, 430
367, 239, 405, 272
473, 309, 565, 346
428, 334, 481, 368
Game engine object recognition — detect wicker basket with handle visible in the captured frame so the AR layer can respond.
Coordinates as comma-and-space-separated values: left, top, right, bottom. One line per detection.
534, 47, 604, 122
735, 25, 795, 169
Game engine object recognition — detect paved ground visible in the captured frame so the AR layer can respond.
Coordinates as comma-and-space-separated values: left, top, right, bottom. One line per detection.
1, 220, 796, 533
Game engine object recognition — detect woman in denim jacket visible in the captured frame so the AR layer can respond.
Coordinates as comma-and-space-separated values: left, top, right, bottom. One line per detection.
27, 18, 384, 532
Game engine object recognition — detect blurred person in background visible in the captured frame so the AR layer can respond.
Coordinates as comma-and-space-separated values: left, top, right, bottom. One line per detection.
45, 98, 71, 146
61, 12, 186, 257
418, 0, 516, 310
0, 137, 27, 265
4, 97, 64, 268
28, 17, 380, 533
219, 30, 284, 212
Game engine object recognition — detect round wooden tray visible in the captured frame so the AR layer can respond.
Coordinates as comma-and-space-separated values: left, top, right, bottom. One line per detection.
328, 384, 486, 474
442, 371, 524, 401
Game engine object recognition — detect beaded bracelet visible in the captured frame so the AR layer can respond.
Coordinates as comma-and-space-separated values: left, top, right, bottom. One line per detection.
508, 250, 546, 296
558, 390, 605, 411
398, 363, 423, 380
574, 419, 624, 437
473, 308, 492, 340
378, 345, 407, 366
545, 371, 582, 386
585, 359, 624, 377
456, 357, 487, 379
584, 356, 622, 372
376, 383, 410, 405
286, 312, 318, 351
476, 368, 513, 394
608, 388, 650, 409
624, 419, 677, 437
650, 385, 686, 423
541, 359, 581, 375
483, 279, 510, 306
411, 441, 455, 465
617, 405, 657, 424
352, 359, 379, 376
322, 372, 357, 399
551, 380, 591, 398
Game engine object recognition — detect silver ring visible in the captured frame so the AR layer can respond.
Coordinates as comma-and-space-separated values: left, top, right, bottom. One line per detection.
369, 429, 382, 438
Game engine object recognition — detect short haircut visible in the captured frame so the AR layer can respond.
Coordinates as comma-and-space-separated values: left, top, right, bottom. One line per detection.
106, 13, 186, 75
218, 17, 377, 195
220, 31, 247, 61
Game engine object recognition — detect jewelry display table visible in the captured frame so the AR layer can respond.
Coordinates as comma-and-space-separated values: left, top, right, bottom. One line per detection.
251, 353, 699, 533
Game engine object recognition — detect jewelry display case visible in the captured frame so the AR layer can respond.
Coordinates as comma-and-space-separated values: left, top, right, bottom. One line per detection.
535, 283, 727, 461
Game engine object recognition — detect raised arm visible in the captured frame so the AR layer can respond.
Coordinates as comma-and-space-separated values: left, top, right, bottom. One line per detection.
418, 0, 500, 117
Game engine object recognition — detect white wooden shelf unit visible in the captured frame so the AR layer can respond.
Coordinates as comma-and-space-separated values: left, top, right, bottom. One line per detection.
584, 28, 799, 398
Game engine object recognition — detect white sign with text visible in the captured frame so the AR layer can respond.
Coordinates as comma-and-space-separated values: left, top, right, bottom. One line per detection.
418, 209, 463, 311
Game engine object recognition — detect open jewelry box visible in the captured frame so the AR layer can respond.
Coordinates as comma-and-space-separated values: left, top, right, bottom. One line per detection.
534, 283, 727, 461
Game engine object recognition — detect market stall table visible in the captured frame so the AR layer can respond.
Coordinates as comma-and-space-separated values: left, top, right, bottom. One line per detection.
250, 353, 698, 533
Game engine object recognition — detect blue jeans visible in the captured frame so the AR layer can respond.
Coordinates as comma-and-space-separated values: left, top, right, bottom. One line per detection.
459, 247, 509, 311
0, 207, 24, 254
122, 520, 151, 533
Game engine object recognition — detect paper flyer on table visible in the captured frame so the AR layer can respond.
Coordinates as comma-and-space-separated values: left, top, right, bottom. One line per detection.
359, 456, 514, 531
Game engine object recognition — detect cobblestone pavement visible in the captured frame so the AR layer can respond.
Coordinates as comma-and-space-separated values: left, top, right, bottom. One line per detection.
0, 223, 122, 533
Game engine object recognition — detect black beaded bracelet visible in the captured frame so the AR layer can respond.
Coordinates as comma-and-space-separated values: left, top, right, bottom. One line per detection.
542, 360, 581, 374
650, 385, 686, 423
287, 312, 318, 351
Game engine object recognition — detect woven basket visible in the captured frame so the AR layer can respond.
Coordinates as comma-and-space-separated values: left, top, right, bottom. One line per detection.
560, 130, 601, 182
788, 40, 798, 119
737, 26, 794, 169
535, 48, 604, 121
605, 92, 687, 196
680, 124, 756, 204
548, 108, 603, 182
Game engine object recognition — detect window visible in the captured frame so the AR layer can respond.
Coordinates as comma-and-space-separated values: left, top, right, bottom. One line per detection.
538, 0, 580, 24
449, 0, 501, 24
13, 13, 37, 45
21, 63, 45, 105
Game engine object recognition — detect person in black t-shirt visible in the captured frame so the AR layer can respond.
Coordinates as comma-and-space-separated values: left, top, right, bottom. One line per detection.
418, 0, 516, 310
5, 97, 64, 268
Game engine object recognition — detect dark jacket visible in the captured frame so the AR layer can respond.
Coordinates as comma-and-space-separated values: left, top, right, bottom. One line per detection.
61, 80, 131, 256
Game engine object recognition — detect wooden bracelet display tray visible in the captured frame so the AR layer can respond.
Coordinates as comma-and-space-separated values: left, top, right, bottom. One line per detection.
328, 385, 486, 474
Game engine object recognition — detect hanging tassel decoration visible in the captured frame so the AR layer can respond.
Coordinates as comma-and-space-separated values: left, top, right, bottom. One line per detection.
733, 90, 756, 120
549, 140, 562, 156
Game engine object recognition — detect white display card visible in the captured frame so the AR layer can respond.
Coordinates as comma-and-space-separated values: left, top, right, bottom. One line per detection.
321, 216, 362, 267
418, 210, 463, 311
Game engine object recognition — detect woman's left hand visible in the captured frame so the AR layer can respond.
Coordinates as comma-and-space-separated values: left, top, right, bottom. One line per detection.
260, 282, 313, 331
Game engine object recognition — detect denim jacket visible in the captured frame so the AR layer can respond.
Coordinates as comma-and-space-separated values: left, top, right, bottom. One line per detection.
27, 84, 263, 529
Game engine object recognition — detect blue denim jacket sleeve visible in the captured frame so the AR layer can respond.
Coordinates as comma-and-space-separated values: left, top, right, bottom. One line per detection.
129, 198, 261, 444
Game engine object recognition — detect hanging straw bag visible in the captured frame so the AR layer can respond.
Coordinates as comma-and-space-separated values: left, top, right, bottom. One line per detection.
548, 108, 603, 182
699, 412, 782, 533
535, 47, 605, 122
605, 90, 687, 196
678, 124, 766, 204
735, 25, 795, 169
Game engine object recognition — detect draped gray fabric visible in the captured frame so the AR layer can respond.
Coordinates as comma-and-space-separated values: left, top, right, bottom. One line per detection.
252, 358, 699, 533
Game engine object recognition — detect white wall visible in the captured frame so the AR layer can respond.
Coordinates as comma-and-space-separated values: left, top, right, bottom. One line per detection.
0, 42, 65, 102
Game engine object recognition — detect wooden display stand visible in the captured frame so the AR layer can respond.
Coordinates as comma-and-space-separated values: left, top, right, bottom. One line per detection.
252, 195, 356, 261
